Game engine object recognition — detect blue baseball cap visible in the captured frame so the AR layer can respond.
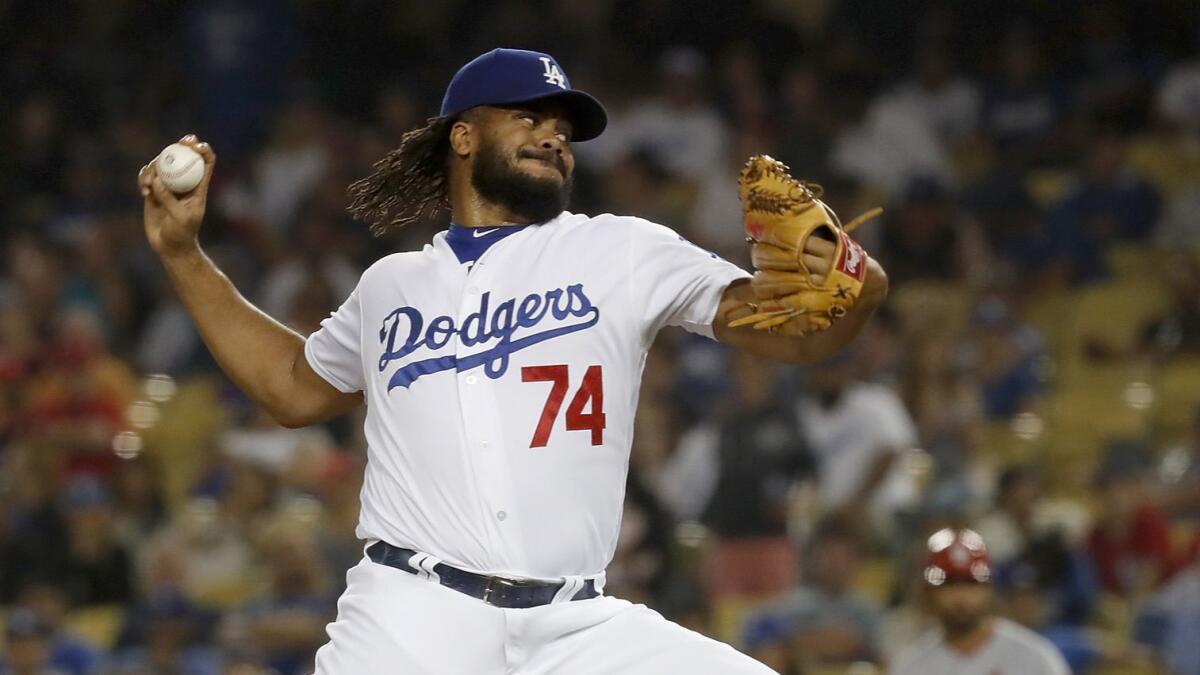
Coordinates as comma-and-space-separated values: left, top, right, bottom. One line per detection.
440, 48, 607, 142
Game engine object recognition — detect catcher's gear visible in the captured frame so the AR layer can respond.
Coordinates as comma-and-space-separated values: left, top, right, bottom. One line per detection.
727, 155, 880, 336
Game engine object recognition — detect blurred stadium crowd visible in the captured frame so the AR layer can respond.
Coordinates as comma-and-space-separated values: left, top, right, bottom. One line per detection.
3, 1, 1200, 674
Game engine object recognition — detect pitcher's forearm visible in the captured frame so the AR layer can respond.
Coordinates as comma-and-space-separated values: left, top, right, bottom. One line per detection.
160, 246, 307, 415
140, 137, 358, 428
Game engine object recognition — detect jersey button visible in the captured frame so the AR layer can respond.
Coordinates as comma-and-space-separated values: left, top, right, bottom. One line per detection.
480, 440, 489, 448
496, 510, 507, 521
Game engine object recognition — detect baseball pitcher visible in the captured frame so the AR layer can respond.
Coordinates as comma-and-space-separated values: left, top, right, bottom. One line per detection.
137, 48, 888, 674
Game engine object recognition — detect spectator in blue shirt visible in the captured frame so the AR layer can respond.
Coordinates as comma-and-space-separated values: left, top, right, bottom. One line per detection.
12, 582, 100, 675
1042, 129, 1162, 285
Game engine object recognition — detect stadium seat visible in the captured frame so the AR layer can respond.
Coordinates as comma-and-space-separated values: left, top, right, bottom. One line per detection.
1107, 244, 1161, 280
1026, 169, 1076, 207
1062, 281, 1169, 371
1020, 288, 1075, 357
64, 604, 123, 650
1044, 376, 1152, 483
1154, 358, 1200, 439
888, 280, 970, 340
853, 558, 896, 607
1126, 132, 1200, 198
974, 418, 1045, 465
142, 375, 231, 508
711, 595, 761, 648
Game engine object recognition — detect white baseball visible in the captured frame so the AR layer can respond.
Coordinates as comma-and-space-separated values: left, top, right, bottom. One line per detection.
156, 143, 205, 194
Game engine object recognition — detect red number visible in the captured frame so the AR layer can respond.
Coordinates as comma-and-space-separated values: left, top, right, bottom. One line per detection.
521, 365, 570, 448
521, 365, 606, 447
566, 365, 605, 445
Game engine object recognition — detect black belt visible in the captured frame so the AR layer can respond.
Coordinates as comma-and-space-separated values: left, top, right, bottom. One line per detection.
366, 541, 600, 609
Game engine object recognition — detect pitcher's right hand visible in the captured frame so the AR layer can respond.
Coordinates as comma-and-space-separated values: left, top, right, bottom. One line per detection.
138, 134, 215, 257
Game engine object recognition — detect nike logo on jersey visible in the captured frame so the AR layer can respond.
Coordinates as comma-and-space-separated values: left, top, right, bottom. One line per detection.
472, 228, 498, 238
377, 284, 600, 390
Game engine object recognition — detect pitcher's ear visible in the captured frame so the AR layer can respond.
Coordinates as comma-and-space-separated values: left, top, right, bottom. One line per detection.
449, 120, 470, 158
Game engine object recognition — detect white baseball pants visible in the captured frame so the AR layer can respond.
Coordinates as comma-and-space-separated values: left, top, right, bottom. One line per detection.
313, 555, 777, 674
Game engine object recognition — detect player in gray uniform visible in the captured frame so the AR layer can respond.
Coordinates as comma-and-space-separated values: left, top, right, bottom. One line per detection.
891, 528, 1071, 675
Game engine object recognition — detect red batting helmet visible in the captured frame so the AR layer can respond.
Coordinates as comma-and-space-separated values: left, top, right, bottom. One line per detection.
922, 527, 991, 586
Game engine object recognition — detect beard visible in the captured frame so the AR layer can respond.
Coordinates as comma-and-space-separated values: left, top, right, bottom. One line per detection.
470, 137, 572, 223
939, 606, 988, 637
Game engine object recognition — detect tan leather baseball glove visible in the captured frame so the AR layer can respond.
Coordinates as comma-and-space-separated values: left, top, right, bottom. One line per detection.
727, 155, 880, 336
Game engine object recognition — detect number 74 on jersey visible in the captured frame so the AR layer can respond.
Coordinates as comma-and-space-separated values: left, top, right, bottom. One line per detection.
521, 365, 605, 448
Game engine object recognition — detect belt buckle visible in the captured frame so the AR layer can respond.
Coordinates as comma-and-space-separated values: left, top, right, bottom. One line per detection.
482, 575, 521, 605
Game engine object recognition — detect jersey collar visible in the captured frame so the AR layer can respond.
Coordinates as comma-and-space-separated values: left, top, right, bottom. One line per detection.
445, 223, 532, 266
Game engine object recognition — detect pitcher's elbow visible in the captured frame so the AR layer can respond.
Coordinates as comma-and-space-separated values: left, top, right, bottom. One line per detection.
265, 402, 312, 429
275, 413, 310, 429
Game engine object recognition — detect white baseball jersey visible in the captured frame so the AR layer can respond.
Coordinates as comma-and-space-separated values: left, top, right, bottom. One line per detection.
304, 211, 749, 580
890, 618, 1071, 675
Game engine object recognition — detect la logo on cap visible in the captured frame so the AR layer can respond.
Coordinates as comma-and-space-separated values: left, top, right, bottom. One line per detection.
539, 56, 566, 89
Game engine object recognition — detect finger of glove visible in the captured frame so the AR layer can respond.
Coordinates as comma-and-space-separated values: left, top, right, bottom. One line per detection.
752, 267, 841, 293
750, 245, 831, 285
753, 312, 802, 330
803, 252, 830, 278
728, 307, 794, 329
757, 312, 834, 335
718, 294, 754, 325
730, 305, 834, 335
803, 235, 836, 258
746, 220, 799, 251
808, 314, 833, 330
776, 316, 832, 335
752, 290, 836, 316
750, 242, 800, 271
772, 322, 813, 337
751, 270, 820, 297
753, 248, 830, 277
748, 290, 839, 323
802, 233, 838, 283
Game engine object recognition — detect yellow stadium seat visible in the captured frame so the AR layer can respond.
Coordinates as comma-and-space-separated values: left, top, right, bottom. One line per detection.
1020, 288, 1075, 357
191, 573, 267, 610
888, 280, 970, 339
142, 375, 231, 510
1045, 378, 1152, 471
711, 595, 763, 648
1126, 132, 1200, 198
1064, 281, 1170, 366
1026, 169, 1076, 207
1154, 358, 1200, 438
63, 604, 124, 650
1108, 244, 1161, 280
973, 419, 1043, 465
854, 558, 895, 607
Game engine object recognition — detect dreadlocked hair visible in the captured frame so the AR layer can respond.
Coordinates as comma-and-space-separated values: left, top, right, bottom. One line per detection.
347, 116, 453, 236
